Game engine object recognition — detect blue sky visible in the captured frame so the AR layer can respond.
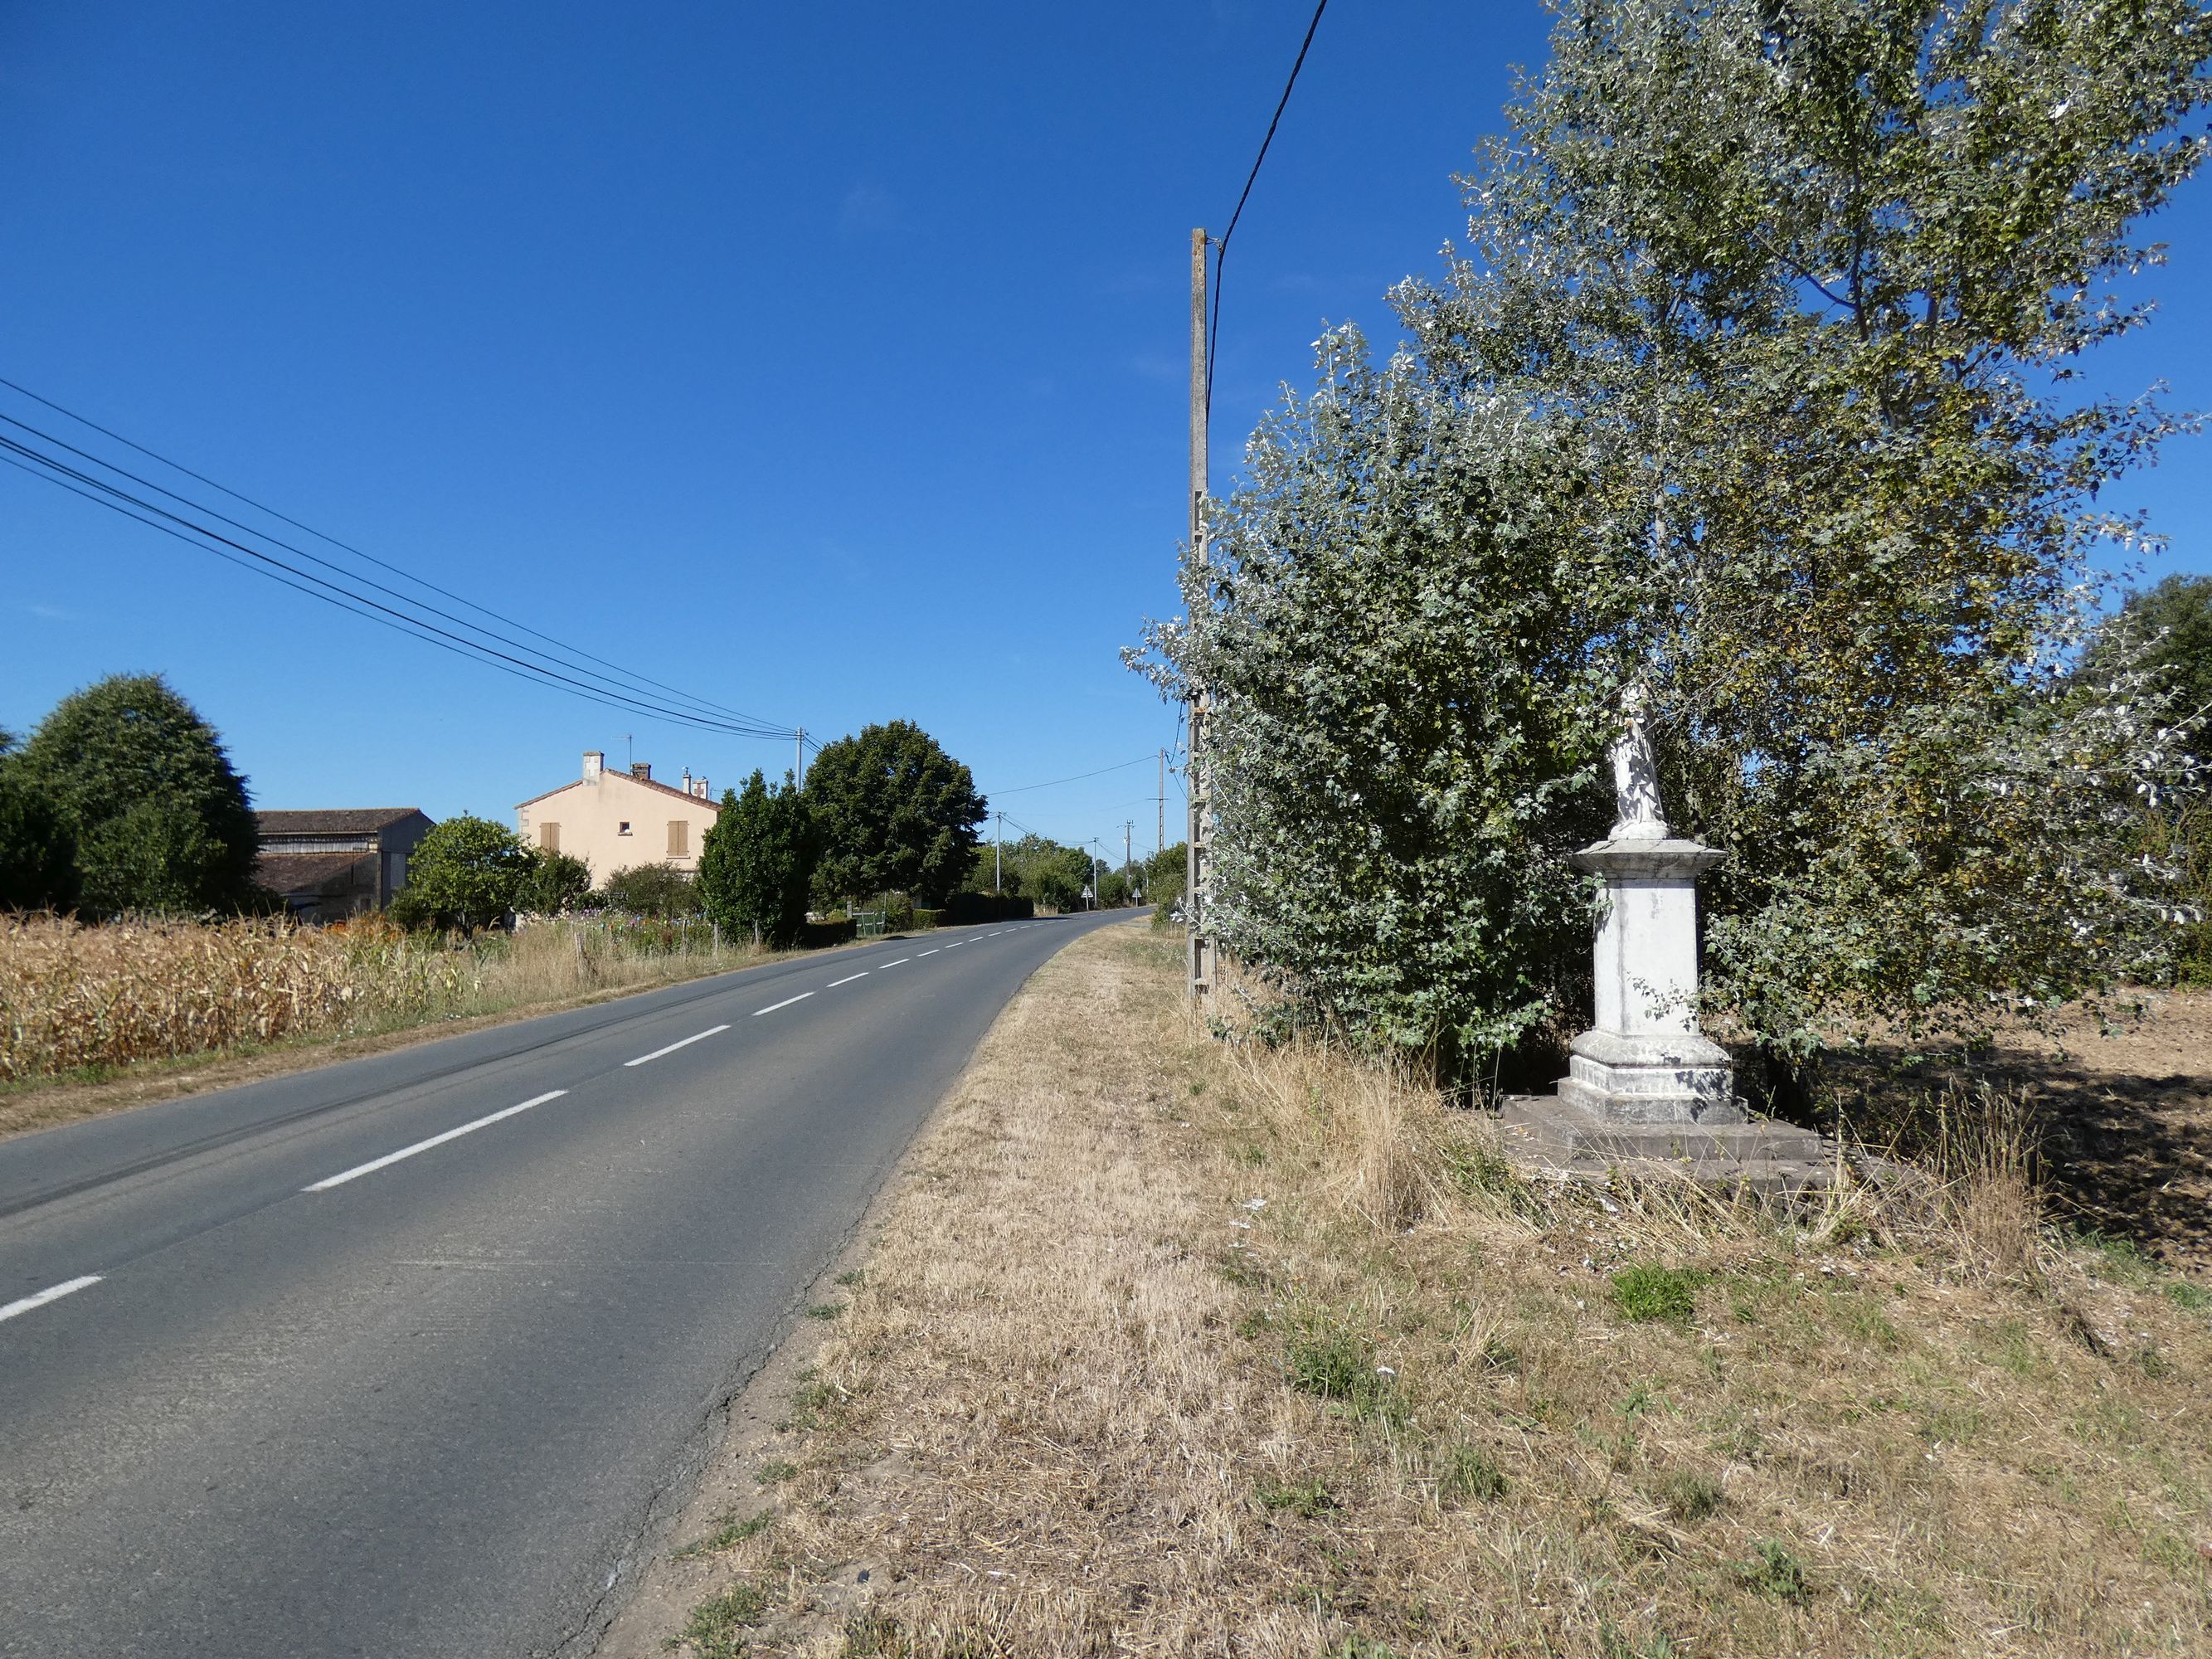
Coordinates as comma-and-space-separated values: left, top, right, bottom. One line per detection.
4, 2, 2206, 861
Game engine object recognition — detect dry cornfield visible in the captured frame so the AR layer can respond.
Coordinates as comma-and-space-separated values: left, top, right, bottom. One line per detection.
0, 913, 760, 1088
0, 914, 467, 1082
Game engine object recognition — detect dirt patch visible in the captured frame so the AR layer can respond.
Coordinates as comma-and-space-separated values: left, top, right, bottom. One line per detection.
610, 927, 2212, 1657
1986, 992, 2212, 1273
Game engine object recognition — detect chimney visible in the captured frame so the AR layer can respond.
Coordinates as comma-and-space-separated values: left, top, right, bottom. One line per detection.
693, 776, 710, 800
630, 761, 652, 782
583, 750, 604, 782
681, 768, 693, 795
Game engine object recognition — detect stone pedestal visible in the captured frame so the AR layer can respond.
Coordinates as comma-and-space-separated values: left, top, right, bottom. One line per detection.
1501, 830, 1828, 1190
1563, 837, 1740, 1124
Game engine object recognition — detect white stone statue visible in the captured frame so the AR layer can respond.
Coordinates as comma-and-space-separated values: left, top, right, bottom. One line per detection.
1608, 683, 1668, 840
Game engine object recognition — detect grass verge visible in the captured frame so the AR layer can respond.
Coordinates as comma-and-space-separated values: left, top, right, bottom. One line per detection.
654, 925, 2212, 1657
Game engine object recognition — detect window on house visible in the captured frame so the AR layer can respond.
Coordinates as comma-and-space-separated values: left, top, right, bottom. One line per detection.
667, 820, 688, 857
539, 823, 560, 853
618, 821, 632, 835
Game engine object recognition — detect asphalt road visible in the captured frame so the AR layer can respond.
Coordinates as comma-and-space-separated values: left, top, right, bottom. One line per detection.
0, 908, 1135, 1658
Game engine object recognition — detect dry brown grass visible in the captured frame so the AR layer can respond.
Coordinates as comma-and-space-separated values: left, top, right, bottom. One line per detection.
0, 912, 762, 1090
664, 926, 2212, 1658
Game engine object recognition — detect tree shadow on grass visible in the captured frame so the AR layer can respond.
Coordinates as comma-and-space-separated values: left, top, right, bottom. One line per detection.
1985, 1054, 2212, 1273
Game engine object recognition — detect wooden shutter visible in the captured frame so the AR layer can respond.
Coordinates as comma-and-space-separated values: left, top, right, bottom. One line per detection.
667, 820, 688, 857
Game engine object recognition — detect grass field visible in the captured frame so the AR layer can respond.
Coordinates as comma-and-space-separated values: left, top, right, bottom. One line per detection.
648, 925, 2212, 1658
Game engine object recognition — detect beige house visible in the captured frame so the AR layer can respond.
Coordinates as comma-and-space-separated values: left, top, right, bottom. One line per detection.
516, 752, 721, 883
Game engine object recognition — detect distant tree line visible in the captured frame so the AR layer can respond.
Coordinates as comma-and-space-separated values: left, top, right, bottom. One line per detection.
2, 676, 1157, 945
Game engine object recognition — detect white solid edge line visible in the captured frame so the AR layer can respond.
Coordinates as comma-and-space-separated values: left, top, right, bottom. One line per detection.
0, 1274, 103, 1325
827, 971, 869, 987
752, 990, 816, 1016
881, 957, 910, 967
623, 1024, 732, 1067
303, 1092, 569, 1193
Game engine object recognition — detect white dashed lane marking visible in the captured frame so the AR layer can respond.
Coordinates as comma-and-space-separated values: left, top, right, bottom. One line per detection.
624, 1024, 730, 1067
751, 992, 815, 1017
0, 1275, 103, 1326
303, 1092, 570, 1193
827, 971, 868, 987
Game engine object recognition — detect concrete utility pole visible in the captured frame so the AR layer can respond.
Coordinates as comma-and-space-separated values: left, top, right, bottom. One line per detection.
1124, 820, 1133, 885
1186, 226, 1213, 998
994, 810, 1003, 893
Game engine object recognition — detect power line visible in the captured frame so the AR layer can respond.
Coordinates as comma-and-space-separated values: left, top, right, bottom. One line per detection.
0, 411, 788, 737
0, 450, 783, 737
0, 375, 793, 737
0, 434, 794, 739
1205, 0, 1330, 413
988, 754, 1157, 795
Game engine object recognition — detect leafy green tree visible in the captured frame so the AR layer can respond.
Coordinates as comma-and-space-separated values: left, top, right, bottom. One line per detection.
805, 721, 985, 907
1019, 841, 1091, 912
513, 849, 593, 914
698, 772, 816, 946
600, 863, 702, 918
390, 815, 532, 932
2083, 575, 2212, 982
1140, 0, 2210, 1065
2085, 576, 2212, 731
12, 674, 260, 917
0, 730, 78, 912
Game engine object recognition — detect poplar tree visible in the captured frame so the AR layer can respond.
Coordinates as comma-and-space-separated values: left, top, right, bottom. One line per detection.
1143, 0, 2210, 1066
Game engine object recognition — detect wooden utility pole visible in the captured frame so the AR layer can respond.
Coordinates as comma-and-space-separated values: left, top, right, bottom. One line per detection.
1186, 227, 1213, 998
794, 727, 805, 785
1157, 747, 1166, 861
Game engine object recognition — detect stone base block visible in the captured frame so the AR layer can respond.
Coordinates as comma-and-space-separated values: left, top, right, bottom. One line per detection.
1560, 1029, 1743, 1125
1500, 1094, 1832, 1195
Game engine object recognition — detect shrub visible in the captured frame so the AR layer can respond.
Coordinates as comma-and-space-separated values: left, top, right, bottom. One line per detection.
940, 892, 1034, 924
698, 771, 815, 946
513, 849, 591, 915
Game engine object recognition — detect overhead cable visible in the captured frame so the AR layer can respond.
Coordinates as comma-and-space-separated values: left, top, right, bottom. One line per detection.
0, 435, 792, 739
0, 377, 793, 739
989, 754, 1158, 795
1206, 0, 1330, 412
